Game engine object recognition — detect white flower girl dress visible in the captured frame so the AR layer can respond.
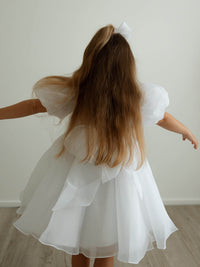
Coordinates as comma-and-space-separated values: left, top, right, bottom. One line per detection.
13, 82, 179, 264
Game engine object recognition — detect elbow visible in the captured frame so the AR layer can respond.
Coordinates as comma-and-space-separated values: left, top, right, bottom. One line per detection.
33, 99, 47, 114
156, 112, 168, 125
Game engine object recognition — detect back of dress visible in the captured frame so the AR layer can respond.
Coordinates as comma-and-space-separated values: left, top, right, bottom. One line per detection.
33, 80, 170, 126
33, 80, 169, 162
13, 81, 178, 265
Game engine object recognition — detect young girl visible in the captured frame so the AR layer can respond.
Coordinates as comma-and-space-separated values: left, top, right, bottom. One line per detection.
0, 22, 198, 267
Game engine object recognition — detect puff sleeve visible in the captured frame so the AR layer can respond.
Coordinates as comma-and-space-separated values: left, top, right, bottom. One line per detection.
34, 85, 75, 119
140, 82, 169, 126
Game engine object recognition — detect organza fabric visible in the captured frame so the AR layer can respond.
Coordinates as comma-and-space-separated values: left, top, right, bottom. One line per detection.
13, 82, 178, 264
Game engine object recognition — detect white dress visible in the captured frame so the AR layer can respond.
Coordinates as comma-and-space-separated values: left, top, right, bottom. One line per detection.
13, 82, 179, 264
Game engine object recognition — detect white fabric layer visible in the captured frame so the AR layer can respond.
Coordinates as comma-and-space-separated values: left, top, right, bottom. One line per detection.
13, 132, 178, 264
34, 84, 75, 119
139, 82, 169, 126
13, 82, 177, 264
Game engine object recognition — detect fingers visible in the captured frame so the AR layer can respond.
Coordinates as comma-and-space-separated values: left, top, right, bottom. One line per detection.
182, 134, 186, 140
182, 134, 198, 149
194, 141, 198, 149
192, 139, 198, 149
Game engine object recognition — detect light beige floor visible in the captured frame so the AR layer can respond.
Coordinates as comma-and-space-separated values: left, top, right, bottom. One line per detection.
0, 205, 200, 267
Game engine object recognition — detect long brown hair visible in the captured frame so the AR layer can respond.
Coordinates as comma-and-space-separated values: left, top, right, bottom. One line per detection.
32, 23, 146, 170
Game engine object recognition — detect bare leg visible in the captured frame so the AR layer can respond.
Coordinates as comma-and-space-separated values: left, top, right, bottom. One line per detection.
93, 256, 114, 267
71, 253, 90, 267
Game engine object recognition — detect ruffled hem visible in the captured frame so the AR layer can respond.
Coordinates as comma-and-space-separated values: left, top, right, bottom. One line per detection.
13, 219, 178, 264
13, 133, 179, 265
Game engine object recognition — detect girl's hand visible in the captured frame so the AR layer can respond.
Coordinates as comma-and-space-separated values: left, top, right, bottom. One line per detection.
182, 130, 199, 149
157, 113, 198, 150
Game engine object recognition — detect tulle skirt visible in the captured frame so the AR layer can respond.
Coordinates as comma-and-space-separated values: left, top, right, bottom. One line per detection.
13, 133, 179, 264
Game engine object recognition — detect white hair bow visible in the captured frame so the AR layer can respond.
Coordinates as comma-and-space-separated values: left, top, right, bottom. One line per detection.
114, 21, 132, 41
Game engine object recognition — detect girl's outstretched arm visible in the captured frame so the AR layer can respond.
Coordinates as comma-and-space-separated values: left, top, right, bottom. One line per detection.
156, 112, 198, 149
0, 99, 47, 119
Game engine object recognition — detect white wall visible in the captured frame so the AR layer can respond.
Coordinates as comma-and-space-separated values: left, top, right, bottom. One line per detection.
0, 0, 199, 206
